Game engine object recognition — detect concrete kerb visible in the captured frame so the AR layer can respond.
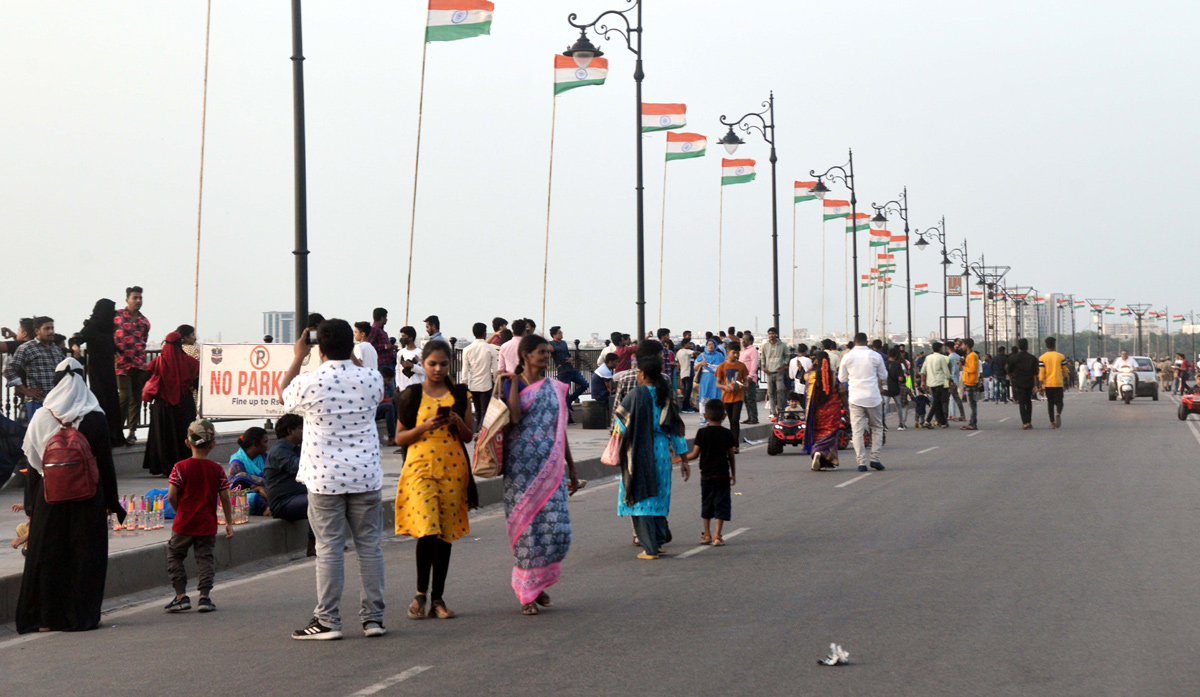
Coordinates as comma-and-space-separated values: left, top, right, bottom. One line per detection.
0, 422, 773, 625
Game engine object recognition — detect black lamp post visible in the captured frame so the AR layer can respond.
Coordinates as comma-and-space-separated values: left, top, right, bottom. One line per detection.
871, 189, 911, 356
290, 0, 310, 333
1128, 304, 1152, 355
970, 261, 1009, 356
914, 217, 952, 338
564, 1, 646, 339
1086, 298, 1114, 358
810, 151, 859, 334
718, 92, 780, 332
945, 241, 969, 338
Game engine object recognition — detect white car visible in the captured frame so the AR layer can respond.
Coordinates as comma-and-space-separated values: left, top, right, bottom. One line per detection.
1108, 356, 1159, 401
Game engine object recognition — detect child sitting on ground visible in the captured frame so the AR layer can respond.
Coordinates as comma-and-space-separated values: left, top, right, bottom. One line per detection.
683, 400, 737, 547
165, 419, 234, 614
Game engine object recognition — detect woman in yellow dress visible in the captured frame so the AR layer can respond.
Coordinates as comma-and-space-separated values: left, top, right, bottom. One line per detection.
394, 340, 477, 620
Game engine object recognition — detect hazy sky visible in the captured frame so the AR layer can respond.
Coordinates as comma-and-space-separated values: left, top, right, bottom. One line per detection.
3, 0, 1197, 344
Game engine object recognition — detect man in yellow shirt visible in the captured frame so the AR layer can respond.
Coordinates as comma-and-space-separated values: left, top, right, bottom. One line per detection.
1037, 336, 1068, 429
961, 338, 981, 430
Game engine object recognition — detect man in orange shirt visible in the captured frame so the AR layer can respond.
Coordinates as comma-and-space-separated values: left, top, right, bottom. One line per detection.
1037, 336, 1068, 429
716, 342, 750, 450
961, 338, 981, 431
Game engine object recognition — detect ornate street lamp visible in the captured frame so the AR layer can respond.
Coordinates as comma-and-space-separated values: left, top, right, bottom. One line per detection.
810, 150, 860, 334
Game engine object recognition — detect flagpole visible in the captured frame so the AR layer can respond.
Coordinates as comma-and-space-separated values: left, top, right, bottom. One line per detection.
791, 199, 796, 340
657, 137, 669, 329
404, 40, 430, 325
844, 223, 849, 337
541, 90, 558, 332
192, 0, 213, 329
820, 217, 826, 338
718, 184, 724, 330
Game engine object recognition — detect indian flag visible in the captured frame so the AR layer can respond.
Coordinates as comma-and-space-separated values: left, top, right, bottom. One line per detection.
665, 132, 706, 161
1120, 308, 1130, 316
795, 180, 819, 203
861, 274, 872, 288
970, 291, 984, 301
721, 158, 756, 186
878, 253, 895, 261
847, 212, 871, 233
553, 54, 607, 94
889, 235, 907, 252
823, 199, 850, 220
868, 228, 890, 246
915, 283, 929, 296
1075, 300, 1086, 308
1105, 307, 1116, 315
1175, 315, 1185, 323
642, 103, 686, 132
426, 1, 493, 42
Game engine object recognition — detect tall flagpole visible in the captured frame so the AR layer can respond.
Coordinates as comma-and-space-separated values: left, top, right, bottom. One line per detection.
192, 0, 213, 328
404, 40, 430, 324
718, 184, 724, 330
844, 223, 849, 336
541, 90, 558, 332
791, 200, 797, 340
657, 138, 669, 328
820, 217, 826, 337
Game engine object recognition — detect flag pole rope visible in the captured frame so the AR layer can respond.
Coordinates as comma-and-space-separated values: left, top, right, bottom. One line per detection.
404, 40, 429, 325
192, 0, 213, 329
541, 90, 557, 332
657, 137, 668, 328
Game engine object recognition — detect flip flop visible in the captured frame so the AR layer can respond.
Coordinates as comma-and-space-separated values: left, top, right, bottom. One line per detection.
700, 533, 712, 545
712, 537, 725, 547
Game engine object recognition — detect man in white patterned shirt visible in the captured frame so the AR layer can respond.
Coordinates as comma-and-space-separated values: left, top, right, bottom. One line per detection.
279, 319, 386, 641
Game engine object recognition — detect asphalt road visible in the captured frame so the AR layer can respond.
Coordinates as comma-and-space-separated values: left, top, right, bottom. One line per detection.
5, 390, 1200, 696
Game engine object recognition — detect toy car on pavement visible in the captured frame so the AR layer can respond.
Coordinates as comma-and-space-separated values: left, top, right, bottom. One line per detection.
1179, 390, 1199, 420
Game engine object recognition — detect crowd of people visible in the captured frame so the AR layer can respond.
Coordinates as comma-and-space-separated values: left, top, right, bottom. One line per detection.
4, 294, 1198, 639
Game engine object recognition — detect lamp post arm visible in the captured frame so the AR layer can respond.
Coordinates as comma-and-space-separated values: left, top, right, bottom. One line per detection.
568, 0, 640, 56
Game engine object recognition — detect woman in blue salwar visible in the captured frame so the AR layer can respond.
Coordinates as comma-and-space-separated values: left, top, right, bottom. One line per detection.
614, 354, 691, 559
694, 339, 724, 412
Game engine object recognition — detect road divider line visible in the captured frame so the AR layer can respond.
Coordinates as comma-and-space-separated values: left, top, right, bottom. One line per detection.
999, 418, 1011, 423
967, 431, 981, 437
1187, 420, 1200, 447
835, 473, 872, 488
917, 446, 939, 454
347, 666, 433, 696
676, 527, 750, 558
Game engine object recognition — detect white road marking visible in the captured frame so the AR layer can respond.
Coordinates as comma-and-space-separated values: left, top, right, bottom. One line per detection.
917, 446, 939, 454
1187, 420, 1200, 447
835, 473, 872, 488
999, 418, 1011, 423
676, 527, 750, 558
346, 666, 433, 696
968, 431, 982, 437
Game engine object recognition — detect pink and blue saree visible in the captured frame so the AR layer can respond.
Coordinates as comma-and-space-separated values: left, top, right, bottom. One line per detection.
503, 378, 572, 604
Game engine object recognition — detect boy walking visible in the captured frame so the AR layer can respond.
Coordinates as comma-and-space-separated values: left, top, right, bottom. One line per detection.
165, 419, 234, 613
715, 343, 749, 447
684, 400, 737, 546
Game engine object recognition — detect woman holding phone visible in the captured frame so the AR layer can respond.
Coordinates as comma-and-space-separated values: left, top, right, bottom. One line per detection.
393, 340, 477, 620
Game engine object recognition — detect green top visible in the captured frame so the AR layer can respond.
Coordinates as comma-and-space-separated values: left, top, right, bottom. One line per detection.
762, 339, 790, 373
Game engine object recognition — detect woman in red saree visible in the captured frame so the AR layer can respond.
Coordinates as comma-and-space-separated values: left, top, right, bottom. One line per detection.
803, 351, 848, 471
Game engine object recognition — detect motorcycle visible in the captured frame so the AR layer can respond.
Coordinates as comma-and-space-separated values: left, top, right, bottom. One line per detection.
1114, 366, 1136, 405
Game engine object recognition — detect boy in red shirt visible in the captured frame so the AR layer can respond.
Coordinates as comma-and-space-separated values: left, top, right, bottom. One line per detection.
165, 419, 234, 613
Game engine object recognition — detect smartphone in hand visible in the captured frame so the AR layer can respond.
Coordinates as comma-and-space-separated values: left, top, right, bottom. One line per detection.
436, 406, 452, 418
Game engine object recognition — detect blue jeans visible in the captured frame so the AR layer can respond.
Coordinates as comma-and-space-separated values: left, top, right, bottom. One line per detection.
966, 385, 979, 428
375, 402, 396, 440
24, 400, 43, 424
556, 368, 589, 405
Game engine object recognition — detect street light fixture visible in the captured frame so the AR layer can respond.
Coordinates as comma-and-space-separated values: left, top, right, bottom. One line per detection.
914, 217, 956, 339
872, 189, 912, 357
1128, 303, 1152, 355
564, 1, 648, 338
719, 93, 781, 331
810, 150, 861, 334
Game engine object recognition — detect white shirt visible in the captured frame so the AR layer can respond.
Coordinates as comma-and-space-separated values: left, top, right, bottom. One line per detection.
827, 349, 842, 373
676, 348, 694, 378
352, 341, 378, 372
498, 337, 521, 374
281, 360, 385, 495
789, 355, 813, 393
1111, 357, 1138, 372
837, 345, 887, 408
395, 347, 425, 391
462, 338, 499, 392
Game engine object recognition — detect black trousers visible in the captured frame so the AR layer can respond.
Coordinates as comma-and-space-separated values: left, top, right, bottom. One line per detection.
415, 536, 453, 601
929, 386, 948, 426
726, 401, 742, 443
471, 388, 492, 431
1045, 387, 1064, 422
1013, 386, 1033, 425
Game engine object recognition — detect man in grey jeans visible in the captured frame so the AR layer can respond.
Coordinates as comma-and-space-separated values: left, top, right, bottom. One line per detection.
761, 327, 791, 418
280, 319, 386, 641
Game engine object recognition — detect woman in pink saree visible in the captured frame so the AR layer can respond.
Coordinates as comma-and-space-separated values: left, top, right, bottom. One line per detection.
499, 335, 582, 615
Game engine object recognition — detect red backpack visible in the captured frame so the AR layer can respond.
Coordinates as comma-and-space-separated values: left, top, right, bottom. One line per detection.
41, 414, 99, 503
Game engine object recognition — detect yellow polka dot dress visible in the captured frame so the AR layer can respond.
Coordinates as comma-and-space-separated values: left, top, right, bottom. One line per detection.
394, 391, 470, 542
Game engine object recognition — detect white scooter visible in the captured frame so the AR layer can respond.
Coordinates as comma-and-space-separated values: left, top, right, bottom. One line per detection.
1115, 366, 1136, 404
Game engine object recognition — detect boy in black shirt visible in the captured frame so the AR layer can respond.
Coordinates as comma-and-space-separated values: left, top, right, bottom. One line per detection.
684, 400, 737, 546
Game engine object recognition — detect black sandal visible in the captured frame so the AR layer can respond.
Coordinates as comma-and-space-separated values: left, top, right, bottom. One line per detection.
407, 593, 427, 620
535, 592, 552, 608
429, 599, 456, 619
521, 602, 539, 615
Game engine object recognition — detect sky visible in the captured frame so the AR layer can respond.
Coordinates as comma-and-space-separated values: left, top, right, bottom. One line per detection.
2, 0, 1198, 345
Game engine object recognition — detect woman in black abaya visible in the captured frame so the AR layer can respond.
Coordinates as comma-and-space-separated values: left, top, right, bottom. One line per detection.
69, 298, 124, 447
142, 331, 198, 476
18, 358, 124, 633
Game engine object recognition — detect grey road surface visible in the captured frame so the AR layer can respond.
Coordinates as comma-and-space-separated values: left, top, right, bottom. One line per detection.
5, 391, 1200, 696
